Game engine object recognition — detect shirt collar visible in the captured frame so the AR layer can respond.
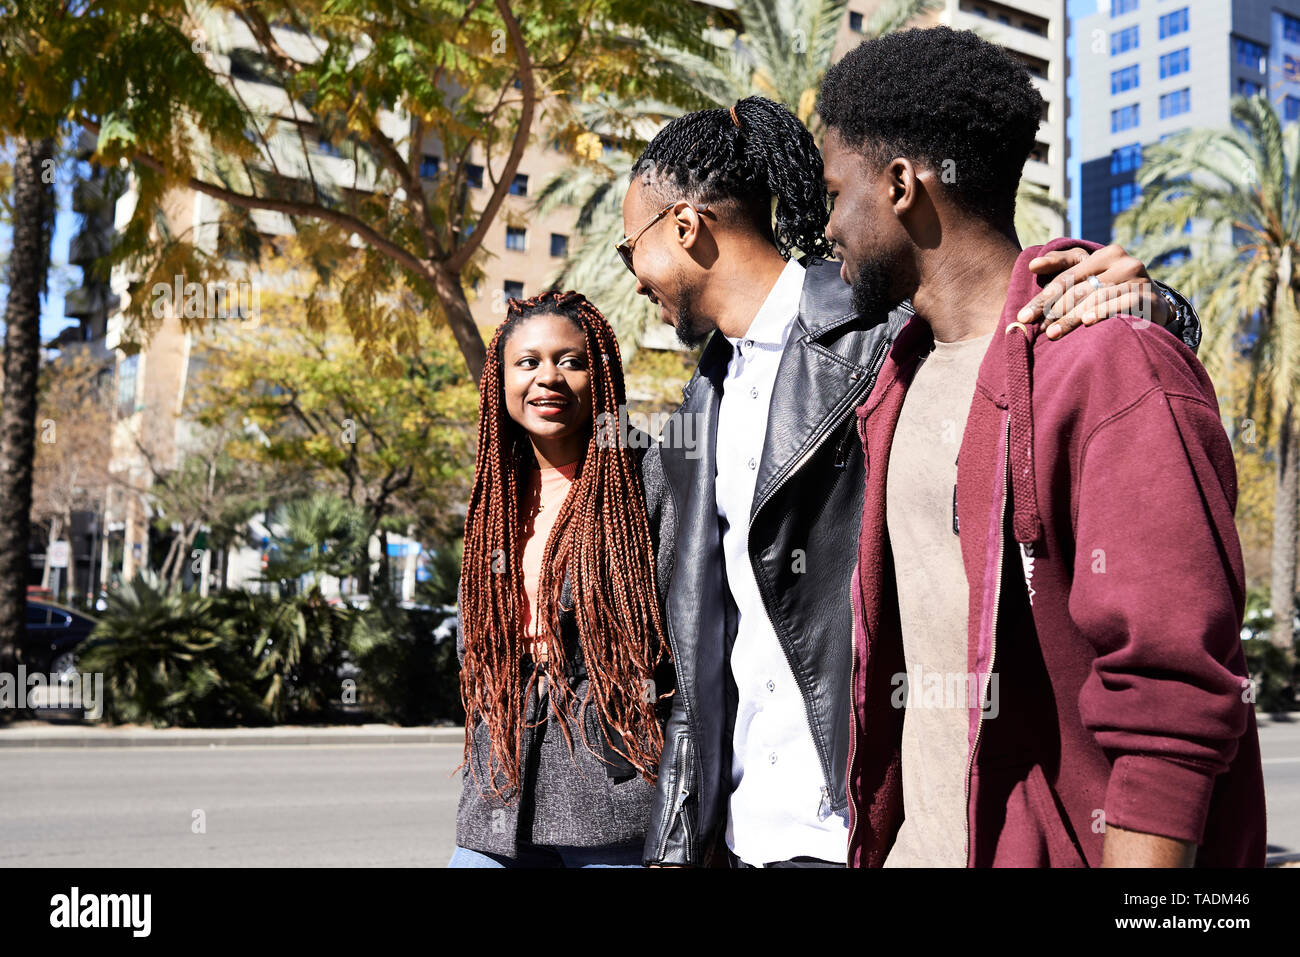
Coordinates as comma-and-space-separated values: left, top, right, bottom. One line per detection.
724, 257, 806, 349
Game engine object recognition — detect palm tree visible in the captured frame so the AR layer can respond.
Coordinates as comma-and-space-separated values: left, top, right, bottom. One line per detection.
1116, 93, 1300, 674
0, 135, 55, 690
262, 493, 369, 594
1016, 179, 1068, 247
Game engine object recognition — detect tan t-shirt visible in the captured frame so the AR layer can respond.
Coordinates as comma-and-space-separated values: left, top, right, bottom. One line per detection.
883, 332, 993, 868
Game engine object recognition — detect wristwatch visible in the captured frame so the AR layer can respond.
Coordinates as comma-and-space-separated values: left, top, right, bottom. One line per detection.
1154, 280, 1202, 353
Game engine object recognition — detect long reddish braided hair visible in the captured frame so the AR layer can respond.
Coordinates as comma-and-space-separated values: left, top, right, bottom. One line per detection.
459, 289, 670, 800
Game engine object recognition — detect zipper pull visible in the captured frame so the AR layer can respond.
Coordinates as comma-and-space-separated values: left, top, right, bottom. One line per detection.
817, 785, 832, 820
833, 420, 856, 469
675, 783, 690, 813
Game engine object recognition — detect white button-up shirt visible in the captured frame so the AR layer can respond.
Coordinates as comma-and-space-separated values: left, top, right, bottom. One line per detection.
715, 257, 850, 865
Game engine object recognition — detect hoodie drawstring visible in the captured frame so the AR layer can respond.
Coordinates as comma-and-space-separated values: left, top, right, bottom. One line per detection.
1005, 321, 1043, 545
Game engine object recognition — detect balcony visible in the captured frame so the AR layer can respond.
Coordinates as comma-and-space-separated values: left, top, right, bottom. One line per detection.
68, 229, 112, 266
71, 178, 112, 214
64, 285, 119, 320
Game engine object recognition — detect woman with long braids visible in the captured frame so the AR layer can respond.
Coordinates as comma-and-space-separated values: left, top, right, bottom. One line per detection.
448, 289, 672, 868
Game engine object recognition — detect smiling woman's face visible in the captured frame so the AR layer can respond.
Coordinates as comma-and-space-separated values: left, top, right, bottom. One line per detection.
500, 311, 593, 466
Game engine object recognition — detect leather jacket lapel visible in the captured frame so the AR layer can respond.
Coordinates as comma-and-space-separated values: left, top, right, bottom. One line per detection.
751, 316, 873, 518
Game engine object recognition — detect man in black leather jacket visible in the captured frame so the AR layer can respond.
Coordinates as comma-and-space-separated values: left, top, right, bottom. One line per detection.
623, 100, 1200, 867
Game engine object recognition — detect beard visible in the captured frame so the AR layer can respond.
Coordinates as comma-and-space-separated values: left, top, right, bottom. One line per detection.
671, 282, 713, 348
849, 249, 908, 321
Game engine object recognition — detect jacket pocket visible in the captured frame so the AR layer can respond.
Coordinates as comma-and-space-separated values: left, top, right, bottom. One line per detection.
980, 763, 1087, 867
655, 727, 696, 863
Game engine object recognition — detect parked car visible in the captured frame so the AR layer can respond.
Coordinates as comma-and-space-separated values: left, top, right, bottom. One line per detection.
23, 601, 97, 681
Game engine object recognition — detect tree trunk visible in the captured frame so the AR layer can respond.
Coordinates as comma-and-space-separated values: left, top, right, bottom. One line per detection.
433, 265, 486, 387
1272, 401, 1300, 658
377, 527, 390, 598
0, 137, 54, 688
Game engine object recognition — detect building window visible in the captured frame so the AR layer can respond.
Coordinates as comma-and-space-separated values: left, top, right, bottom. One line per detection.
1159, 47, 1189, 79
1110, 64, 1139, 94
466, 163, 484, 189
1237, 78, 1263, 98
849, 11, 863, 32
1159, 88, 1191, 119
505, 226, 526, 251
1285, 13, 1300, 43
1111, 103, 1140, 132
509, 173, 528, 196
1110, 182, 1139, 216
504, 280, 524, 299
1158, 7, 1188, 41
1109, 143, 1143, 175
419, 155, 440, 179
1234, 38, 1266, 73
116, 354, 139, 418
1111, 25, 1139, 55
1110, 0, 1137, 15
550, 233, 569, 257
1287, 96, 1300, 122
1287, 55, 1300, 82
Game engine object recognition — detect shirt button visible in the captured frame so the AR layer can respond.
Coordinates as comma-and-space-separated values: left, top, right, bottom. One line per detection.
744, 339, 754, 349
750, 386, 759, 398
748, 458, 757, 470
768, 751, 778, 765
766, 679, 775, 693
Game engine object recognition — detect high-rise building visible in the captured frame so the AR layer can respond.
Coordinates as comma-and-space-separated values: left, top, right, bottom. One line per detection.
1075, 0, 1300, 245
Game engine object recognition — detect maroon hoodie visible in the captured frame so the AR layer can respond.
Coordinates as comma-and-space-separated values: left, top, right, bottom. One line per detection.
847, 237, 1267, 868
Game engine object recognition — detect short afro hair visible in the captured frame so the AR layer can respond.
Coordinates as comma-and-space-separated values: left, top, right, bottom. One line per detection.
818, 26, 1043, 228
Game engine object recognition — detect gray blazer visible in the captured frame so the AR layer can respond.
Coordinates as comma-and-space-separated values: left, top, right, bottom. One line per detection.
453, 437, 675, 857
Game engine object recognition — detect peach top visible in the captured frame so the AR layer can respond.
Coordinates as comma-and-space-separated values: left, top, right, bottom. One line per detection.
520, 460, 580, 654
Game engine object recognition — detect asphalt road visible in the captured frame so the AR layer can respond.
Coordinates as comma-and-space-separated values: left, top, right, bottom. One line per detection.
0, 741, 464, 867
1, 717, 1298, 867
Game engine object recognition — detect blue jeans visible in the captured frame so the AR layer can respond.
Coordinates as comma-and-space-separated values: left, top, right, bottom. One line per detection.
448, 843, 644, 868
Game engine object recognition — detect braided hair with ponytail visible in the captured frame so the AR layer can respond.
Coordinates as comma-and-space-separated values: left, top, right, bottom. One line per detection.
459, 290, 670, 801
629, 95, 833, 261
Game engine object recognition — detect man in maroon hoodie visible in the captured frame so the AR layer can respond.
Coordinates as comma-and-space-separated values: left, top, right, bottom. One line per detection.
819, 27, 1267, 868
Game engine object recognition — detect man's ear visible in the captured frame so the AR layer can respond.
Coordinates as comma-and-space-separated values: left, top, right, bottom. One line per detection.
887, 158, 921, 215
672, 202, 705, 251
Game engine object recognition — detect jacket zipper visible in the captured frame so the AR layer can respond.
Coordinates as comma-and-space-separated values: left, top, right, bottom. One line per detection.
654, 466, 698, 862
656, 727, 693, 860
748, 335, 891, 817
962, 413, 1010, 867
845, 394, 875, 863
845, 608, 860, 857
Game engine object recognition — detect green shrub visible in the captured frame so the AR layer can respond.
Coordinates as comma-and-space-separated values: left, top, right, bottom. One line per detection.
77, 575, 268, 726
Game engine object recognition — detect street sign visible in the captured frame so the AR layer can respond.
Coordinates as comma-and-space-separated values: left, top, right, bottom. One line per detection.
49, 541, 71, 568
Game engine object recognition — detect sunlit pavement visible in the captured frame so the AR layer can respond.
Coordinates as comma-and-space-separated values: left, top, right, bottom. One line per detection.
0, 716, 1295, 867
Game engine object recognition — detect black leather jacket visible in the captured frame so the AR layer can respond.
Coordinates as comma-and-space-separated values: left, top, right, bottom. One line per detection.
639, 258, 1201, 866
640, 258, 911, 865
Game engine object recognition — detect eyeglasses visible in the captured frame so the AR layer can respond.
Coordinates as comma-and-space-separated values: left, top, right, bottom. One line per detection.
615, 201, 712, 274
